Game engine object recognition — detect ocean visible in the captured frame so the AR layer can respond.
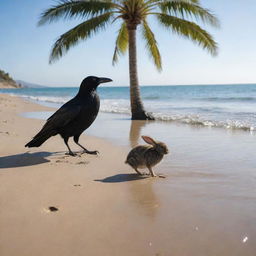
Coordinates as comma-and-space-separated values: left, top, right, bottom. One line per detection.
1, 83, 256, 131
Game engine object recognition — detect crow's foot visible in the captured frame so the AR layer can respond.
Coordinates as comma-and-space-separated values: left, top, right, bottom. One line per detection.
83, 150, 99, 155
65, 152, 77, 157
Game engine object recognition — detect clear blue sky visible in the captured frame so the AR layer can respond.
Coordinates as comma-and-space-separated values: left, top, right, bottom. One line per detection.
0, 0, 256, 87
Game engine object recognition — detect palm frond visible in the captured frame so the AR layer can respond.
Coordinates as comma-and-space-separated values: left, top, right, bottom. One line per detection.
157, 13, 218, 56
38, 0, 114, 26
112, 22, 128, 65
141, 21, 162, 70
159, 0, 219, 27
145, 0, 199, 8
49, 12, 112, 63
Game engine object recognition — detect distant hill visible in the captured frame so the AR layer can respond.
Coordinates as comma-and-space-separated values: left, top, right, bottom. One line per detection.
16, 80, 47, 88
0, 69, 21, 88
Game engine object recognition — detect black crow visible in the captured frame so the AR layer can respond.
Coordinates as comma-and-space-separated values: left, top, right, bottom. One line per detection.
25, 76, 112, 156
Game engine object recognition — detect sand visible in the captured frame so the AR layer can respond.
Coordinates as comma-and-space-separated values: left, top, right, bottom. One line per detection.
0, 81, 20, 88
0, 94, 134, 255
0, 94, 255, 256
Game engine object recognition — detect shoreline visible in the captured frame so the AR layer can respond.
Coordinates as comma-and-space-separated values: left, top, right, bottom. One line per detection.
1, 84, 256, 132
0, 81, 21, 89
1, 93, 256, 256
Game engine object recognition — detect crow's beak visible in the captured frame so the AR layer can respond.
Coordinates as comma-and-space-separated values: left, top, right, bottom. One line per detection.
99, 77, 112, 84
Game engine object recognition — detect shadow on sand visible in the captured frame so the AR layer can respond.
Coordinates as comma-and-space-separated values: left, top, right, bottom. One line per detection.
95, 173, 148, 183
0, 151, 52, 169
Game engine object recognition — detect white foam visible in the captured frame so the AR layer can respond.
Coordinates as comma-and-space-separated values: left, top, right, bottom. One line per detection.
21, 95, 70, 104
5, 92, 256, 132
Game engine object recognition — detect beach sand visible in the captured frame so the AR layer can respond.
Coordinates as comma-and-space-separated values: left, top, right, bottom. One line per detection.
0, 94, 255, 256
0, 82, 20, 89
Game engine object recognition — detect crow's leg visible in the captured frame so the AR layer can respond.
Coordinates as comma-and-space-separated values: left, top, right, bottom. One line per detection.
73, 136, 98, 155
64, 137, 76, 156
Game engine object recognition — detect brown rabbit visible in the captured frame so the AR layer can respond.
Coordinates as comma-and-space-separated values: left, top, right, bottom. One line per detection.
125, 136, 169, 177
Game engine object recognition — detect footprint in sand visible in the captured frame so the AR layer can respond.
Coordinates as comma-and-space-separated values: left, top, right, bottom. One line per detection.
54, 160, 88, 165
0, 131, 9, 135
75, 161, 89, 165
55, 159, 69, 163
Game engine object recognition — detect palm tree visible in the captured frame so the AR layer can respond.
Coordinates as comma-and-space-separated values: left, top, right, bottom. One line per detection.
39, 0, 219, 120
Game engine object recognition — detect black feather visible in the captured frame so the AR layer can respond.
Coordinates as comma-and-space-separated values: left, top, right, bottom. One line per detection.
25, 76, 112, 155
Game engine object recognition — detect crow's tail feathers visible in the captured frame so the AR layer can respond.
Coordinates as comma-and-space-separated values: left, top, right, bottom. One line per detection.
25, 132, 53, 148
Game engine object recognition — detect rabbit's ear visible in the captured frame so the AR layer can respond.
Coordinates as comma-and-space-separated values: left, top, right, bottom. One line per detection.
141, 136, 156, 145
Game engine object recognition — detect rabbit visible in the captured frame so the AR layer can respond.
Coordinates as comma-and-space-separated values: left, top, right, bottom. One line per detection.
125, 135, 169, 177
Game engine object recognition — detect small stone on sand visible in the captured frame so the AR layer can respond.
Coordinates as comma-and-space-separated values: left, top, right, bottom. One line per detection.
48, 206, 58, 212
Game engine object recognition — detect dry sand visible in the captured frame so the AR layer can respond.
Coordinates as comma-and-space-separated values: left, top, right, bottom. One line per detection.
0, 81, 20, 88
0, 94, 255, 256
0, 94, 141, 256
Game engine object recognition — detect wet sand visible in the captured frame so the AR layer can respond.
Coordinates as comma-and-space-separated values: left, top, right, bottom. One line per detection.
88, 113, 256, 256
0, 94, 256, 256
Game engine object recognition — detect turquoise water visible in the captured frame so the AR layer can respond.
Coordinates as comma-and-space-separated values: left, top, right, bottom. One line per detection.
1, 84, 256, 130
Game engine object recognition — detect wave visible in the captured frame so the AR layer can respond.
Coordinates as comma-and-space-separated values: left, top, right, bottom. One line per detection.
101, 100, 131, 114
100, 103, 255, 131
13, 94, 70, 104
144, 96, 256, 102
202, 97, 256, 102
100, 105, 256, 131
152, 113, 255, 131
6, 92, 256, 132
6, 92, 256, 104
143, 95, 160, 100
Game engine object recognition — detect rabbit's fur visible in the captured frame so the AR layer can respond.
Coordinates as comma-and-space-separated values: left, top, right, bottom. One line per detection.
125, 136, 168, 177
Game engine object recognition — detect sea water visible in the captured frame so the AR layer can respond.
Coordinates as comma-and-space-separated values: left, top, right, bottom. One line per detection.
1, 83, 256, 131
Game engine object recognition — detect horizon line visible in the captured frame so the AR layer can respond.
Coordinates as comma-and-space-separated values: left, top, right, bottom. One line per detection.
31, 82, 256, 88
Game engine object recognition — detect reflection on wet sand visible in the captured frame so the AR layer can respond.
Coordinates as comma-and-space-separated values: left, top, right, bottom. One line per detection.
128, 120, 161, 219
129, 178, 161, 219
129, 120, 148, 147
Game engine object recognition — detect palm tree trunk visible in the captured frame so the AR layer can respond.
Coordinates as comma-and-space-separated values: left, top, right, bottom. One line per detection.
128, 26, 154, 120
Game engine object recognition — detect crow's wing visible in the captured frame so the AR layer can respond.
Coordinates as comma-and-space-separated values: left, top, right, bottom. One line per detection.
36, 101, 82, 136
25, 101, 81, 147
26, 100, 82, 147
46, 102, 81, 129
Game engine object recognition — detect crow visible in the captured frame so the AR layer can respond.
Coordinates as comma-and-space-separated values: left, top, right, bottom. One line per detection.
25, 76, 112, 156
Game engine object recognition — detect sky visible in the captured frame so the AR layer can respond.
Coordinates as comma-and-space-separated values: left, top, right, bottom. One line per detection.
0, 0, 256, 87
